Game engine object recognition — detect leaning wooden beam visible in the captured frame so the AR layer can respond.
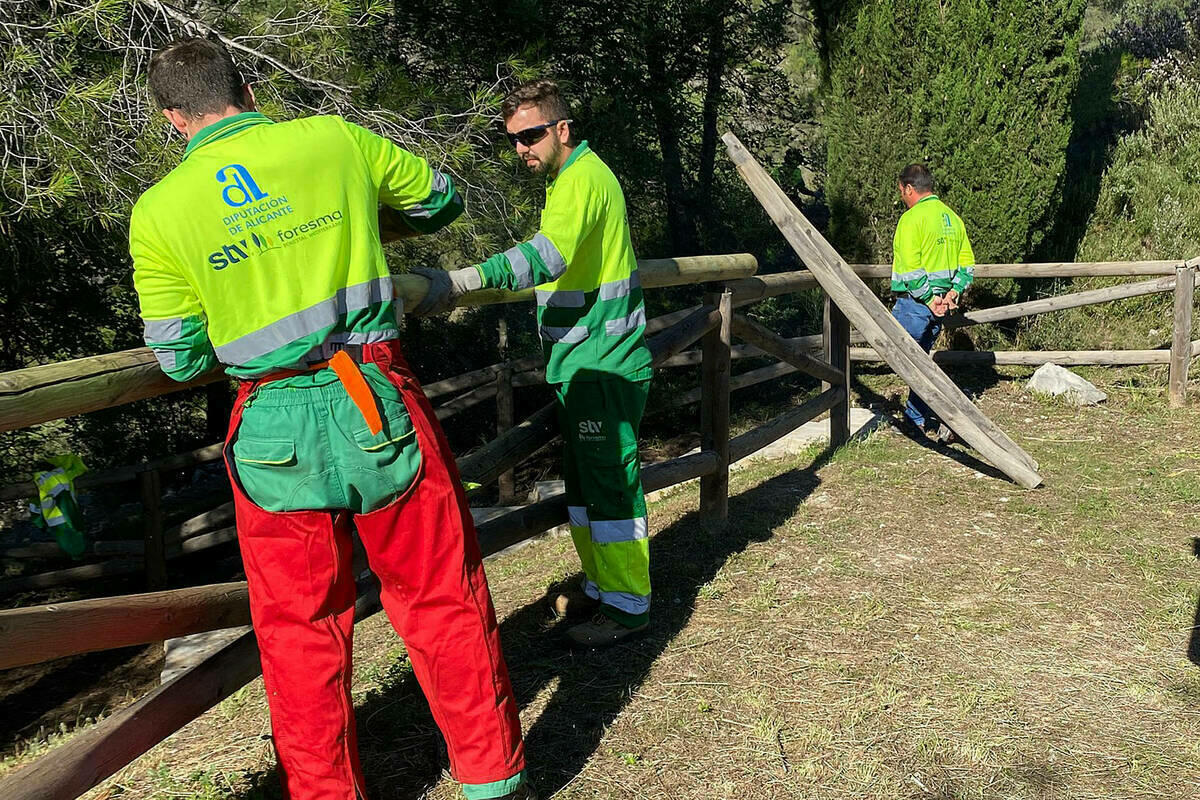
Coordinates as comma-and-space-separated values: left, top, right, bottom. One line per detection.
849, 348, 1176, 366
0, 254, 755, 434
731, 314, 845, 385
728, 386, 846, 462
723, 133, 1042, 488
0, 583, 251, 670
944, 275, 1179, 329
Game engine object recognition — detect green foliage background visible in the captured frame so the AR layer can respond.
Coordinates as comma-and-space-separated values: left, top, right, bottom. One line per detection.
2, 0, 1199, 485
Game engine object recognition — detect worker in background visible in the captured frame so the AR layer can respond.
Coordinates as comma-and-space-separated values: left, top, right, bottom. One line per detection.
891, 163, 975, 442
414, 79, 653, 649
129, 38, 533, 800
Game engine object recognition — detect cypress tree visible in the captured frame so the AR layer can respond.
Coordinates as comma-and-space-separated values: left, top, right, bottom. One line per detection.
820, 0, 1086, 265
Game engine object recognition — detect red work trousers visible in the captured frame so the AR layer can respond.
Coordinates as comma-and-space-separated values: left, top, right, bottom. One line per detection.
225, 341, 525, 800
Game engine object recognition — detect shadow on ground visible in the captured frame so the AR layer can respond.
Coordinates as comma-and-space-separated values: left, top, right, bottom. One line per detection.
232, 446, 836, 799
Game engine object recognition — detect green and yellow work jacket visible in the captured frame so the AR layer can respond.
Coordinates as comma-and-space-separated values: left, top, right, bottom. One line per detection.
130, 112, 462, 380
891, 195, 975, 302
473, 141, 652, 384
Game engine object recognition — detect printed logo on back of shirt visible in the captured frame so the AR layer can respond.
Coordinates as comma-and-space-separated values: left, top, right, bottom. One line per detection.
217, 164, 268, 208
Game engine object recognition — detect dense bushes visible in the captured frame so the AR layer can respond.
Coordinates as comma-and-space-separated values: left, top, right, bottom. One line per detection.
820, 0, 1086, 266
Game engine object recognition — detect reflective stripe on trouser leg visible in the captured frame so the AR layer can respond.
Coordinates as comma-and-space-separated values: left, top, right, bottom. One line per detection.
555, 376, 652, 623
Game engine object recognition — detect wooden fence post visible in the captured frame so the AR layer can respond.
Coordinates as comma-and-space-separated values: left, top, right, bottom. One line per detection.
824, 295, 851, 448
139, 468, 167, 591
496, 318, 516, 503
1170, 261, 1196, 408
700, 288, 732, 520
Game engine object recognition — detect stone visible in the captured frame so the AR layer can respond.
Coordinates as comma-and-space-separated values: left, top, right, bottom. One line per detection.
1026, 363, 1107, 405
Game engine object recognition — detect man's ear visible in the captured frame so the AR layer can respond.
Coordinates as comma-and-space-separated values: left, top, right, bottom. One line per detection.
242, 84, 257, 112
161, 108, 190, 137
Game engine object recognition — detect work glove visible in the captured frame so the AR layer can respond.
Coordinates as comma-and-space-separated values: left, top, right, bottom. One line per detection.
410, 266, 482, 316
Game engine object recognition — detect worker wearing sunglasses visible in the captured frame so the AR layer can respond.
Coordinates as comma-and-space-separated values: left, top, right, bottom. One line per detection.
413, 79, 653, 649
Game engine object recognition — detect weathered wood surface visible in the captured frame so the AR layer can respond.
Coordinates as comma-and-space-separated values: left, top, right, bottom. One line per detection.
824, 299, 852, 448
723, 132, 1041, 488
944, 275, 1178, 329
1169, 265, 1196, 407
454, 305, 721, 490
670, 361, 801, 408
729, 264, 1185, 309
731, 314, 844, 385
849, 348, 1176, 366
0, 438, 726, 800
0, 255, 755, 434
728, 386, 846, 462
700, 291, 733, 520
0, 583, 251, 670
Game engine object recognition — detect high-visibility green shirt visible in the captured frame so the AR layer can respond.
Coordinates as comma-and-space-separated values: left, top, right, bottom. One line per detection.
891, 194, 975, 302
130, 112, 462, 381
473, 141, 652, 384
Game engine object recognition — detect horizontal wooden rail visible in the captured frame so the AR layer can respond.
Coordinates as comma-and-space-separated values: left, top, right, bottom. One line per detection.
944, 275, 1179, 330
849, 347, 1192, 366
728, 262, 1187, 309
730, 314, 845, 385
0, 255, 755, 434
728, 386, 845, 462
0, 583, 251, 670
0, 440, 729, 800
0, 526, 240, 594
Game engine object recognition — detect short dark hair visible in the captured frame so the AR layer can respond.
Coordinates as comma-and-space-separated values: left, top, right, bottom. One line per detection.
148, 38, 246, 117
502, 79, 572, 133
899, 164, 934, 193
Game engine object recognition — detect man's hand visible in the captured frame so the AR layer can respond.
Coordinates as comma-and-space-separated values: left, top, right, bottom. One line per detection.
927, 295, 948, 317
943, 290, 960, 312
410, 266, 483, 316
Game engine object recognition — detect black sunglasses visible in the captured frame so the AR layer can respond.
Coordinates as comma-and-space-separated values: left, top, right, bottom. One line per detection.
506, 119, 572, 147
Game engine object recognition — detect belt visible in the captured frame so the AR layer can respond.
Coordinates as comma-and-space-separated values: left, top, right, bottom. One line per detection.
246, 347, 383, 436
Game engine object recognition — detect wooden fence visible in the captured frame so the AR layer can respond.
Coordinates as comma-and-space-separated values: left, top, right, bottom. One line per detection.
0, 245, 1197, 798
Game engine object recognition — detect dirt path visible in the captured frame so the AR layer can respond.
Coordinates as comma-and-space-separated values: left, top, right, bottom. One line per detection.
8, 368, 1199, 800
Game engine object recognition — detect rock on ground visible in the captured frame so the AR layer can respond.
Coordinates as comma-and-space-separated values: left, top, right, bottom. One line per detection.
1026, 363, 1107, 405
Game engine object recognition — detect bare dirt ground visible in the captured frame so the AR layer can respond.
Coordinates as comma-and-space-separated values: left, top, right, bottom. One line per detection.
6, 366, 1200, 800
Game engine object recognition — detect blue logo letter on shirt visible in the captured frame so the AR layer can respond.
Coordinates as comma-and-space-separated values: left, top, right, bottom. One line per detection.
217, 164, 268, 208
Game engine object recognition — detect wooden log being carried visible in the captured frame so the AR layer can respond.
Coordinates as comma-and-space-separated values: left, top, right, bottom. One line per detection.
722, 132, 1042, 489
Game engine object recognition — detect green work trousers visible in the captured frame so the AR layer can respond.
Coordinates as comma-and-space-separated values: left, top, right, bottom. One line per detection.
555, 375, 651, 627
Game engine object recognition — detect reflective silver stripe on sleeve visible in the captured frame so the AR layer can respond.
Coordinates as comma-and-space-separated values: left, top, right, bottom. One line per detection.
214, 277, 394, 364
504, 245, 534, 289
892, 268, 926, 283
530, 232, 567, 280
590, 517, 648, 544
925, 269, 954, 282
539, 324, 590, 344
604, 307, 646, 336
598, 271, 640, 301
597, 588, 650, 615
568, 506, 590, 527
143, 317, 184, 344
535, 289, 586, 307
152, 348, 178, 371
403, 170, 453, 218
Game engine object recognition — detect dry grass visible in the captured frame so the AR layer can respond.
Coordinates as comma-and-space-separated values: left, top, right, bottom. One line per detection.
13, 367, 1200, 799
